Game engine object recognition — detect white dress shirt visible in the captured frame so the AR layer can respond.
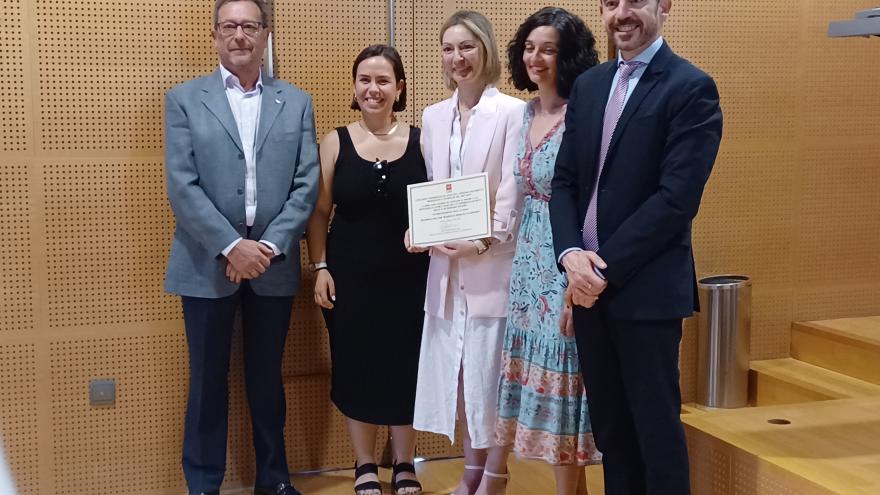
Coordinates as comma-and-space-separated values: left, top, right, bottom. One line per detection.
449, 104, 471, 178
217, 65, 279, 257
606, 36, 664, 109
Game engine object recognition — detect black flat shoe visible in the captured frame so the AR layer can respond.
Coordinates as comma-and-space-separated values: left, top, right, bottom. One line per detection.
254, 481, 302, 495
391, 462, 423, 495
353, 462, 382, 495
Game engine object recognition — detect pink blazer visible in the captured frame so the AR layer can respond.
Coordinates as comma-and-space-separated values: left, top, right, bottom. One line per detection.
420, 86, 525, 319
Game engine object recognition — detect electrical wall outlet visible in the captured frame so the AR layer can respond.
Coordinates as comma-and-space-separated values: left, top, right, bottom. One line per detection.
89, 379, 116, 406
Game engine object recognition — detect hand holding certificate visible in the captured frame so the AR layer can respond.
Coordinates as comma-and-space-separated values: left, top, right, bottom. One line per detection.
407, 173, 491, 247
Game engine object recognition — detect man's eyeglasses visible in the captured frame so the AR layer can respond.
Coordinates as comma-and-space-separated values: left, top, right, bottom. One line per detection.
373, 159, 389, 196
215, 21, 265, 38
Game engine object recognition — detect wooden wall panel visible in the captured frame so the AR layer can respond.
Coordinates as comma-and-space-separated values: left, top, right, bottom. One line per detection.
675, 0, 880, 367
801, 1, 880, 144
272, 0, 389, 138
0, 344, 38, 495
34, 0, 216, 154
686, 425, 835, 495
0, 163, 34, 334
0, 0, 28, 152
681, 319, 698, 403
0, 0, 879, 493
49, 333, 187, 494
664, 0, 804, 368
669, 0, 880, 375
41, 158, 178, 328
393, 0, 417, 125
793, 144, 880, 321
694, 147, 798, 360
662, 1, 802, 146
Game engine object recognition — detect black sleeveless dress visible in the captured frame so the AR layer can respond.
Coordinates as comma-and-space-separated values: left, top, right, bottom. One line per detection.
323, 125, 429, 425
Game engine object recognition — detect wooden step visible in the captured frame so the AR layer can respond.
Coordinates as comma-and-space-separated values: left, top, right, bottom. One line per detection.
749, 358, 880, 406
683, 397, 880, 494
681, 403, 709, 415
791, 317, 880, 385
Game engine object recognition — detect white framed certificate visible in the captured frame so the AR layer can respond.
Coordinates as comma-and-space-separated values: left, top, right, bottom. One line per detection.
407, 173, 492, 246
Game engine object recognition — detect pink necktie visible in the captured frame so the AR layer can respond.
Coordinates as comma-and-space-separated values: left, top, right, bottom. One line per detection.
582, 61, 645, 252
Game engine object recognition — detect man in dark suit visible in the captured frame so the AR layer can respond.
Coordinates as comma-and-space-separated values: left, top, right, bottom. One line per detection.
549, 1, 722, 493
163, 1, 318, 494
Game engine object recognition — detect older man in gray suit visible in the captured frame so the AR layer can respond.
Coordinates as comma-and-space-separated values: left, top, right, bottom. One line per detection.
163, 1, 318, 494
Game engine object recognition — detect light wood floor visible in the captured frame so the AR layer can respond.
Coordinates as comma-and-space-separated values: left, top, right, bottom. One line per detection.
286, 457, 605, 494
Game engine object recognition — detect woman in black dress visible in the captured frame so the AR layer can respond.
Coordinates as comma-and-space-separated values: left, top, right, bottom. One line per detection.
305, 45, 428, 495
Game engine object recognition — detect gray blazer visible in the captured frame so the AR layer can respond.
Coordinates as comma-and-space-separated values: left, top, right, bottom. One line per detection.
163, 69, 319, 298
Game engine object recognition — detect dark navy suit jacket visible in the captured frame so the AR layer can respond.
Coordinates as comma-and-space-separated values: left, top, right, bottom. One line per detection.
550, 42, 723, 321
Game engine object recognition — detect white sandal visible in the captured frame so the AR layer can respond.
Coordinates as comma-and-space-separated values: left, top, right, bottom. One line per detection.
481, 470, 509, 493
449, 465, 485, 495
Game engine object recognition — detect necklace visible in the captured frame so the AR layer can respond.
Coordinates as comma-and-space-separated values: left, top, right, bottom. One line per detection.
359, 119, 399, 136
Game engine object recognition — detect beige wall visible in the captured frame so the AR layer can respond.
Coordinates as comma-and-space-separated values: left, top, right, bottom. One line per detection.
0, 0, 878, 493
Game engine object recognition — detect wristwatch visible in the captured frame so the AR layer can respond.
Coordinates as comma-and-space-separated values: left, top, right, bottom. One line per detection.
309, 261, 328, 272
473, 238, 492, 255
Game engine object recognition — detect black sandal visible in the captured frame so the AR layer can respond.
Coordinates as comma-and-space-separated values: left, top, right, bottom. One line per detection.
354, 462, 381, 495
391, 462, 423, 495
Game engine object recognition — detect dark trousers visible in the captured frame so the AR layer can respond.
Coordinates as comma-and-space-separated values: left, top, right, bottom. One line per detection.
181, 282, 294, 493
574, 305, 690, 495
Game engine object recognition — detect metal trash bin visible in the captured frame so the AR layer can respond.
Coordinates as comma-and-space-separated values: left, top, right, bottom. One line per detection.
696, 275, 751, 408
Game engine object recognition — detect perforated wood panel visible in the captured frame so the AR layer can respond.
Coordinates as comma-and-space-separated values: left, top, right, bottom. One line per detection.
2, 1, 880, 493
272, 0, 388, 138
0, 163, 34, 333
662, 1, 802, 146
390, 0, 414, 123
42, 159, 179, 328
0, 344, 38, 495
34, 0, 216, 152
801, 1, 880, 142
680, 318, 697, 403
0, 0, 28, 152
698, 448, 731, 494
49, 333, 188, 494
677, 0, 880, 371
408, 0, 448, 119
793, 144, 880, 320
695, 147, 798, 360
685, 425, 836, 495
284, 248, 331, 378
283, 319, 331, 378
669, 0, 803, 365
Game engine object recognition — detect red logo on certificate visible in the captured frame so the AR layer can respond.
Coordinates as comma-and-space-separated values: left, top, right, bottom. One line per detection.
446, 183, 453, 192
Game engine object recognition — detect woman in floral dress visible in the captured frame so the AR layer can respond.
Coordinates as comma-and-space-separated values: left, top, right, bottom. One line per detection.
495, 8, 602, 495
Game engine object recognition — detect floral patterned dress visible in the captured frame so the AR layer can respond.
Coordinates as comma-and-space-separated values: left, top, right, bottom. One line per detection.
495, 99, 602, 466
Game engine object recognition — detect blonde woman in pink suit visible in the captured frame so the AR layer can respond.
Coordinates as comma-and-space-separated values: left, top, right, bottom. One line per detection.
405, 10, 524, 495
